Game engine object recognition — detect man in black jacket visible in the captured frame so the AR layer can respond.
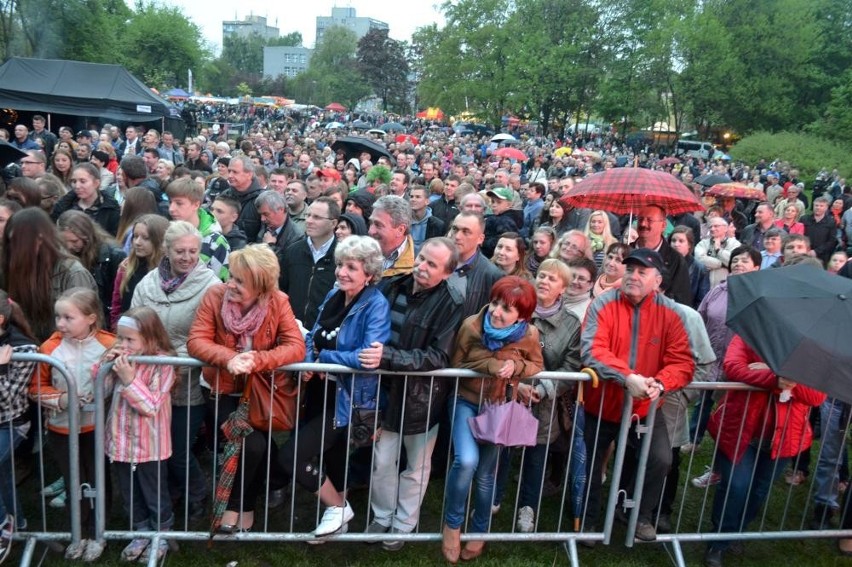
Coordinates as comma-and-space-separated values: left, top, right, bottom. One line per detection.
358, 237, 464, 550
448, 211, 504, 318
802, 196, 837, 265
280, 197, 339, 329
223, 155, 264, 241
634, 204, 693, 305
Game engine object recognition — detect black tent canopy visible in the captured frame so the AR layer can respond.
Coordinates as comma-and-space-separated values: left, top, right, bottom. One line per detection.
0, 57, 184, 134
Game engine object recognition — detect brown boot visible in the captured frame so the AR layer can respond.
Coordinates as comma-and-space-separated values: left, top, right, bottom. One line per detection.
441, 525, 460, 564
460, 540, 485, 561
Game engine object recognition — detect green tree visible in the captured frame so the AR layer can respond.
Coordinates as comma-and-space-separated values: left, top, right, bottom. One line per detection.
117, 2, 206, 89
356, 28, 410, 113
222, 32, 267, 76
302, 25, 370, 109
15, 0, 129, 61
414, 0, 515, 128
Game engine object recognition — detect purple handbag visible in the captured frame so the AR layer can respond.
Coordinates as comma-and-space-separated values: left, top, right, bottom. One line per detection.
468, 399, 539, 447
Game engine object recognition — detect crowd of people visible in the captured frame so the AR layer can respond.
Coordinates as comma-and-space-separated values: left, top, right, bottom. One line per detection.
0, 111, 850, 567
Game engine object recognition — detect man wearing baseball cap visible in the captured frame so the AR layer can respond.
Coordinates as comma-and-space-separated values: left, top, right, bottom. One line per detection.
579, 248, 695, 543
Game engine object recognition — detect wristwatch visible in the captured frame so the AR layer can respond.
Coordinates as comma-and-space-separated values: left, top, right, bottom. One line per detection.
655, 380, 665, 395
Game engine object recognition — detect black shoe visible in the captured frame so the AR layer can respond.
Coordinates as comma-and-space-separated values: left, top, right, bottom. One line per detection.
810, 504, 836, 530
656, 514, 672, 533
267, 488, 285, 509
188, 499, 207, 522
704, 546, 723, 567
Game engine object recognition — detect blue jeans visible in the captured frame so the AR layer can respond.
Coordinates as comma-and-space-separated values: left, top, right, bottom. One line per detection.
169, 404, 207, 504
443, 397, 501, 532
493, 444, 548, 511
689, 392, 715, 444
814, 398, 849, 509
0, 421, 28, 527
710, 444, 788, 551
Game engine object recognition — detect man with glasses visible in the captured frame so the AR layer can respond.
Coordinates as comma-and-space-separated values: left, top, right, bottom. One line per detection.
19, 150, 46, 180
634, 204, 693, 305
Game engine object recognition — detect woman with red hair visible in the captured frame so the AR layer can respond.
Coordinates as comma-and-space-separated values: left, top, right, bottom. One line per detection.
441, 276, 543, 563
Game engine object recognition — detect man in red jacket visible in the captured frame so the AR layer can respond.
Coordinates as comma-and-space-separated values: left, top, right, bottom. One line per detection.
580, 248, 695, 542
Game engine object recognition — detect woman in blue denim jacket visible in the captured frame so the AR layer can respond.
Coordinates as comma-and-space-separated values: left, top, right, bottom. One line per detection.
278, 236, 390, 539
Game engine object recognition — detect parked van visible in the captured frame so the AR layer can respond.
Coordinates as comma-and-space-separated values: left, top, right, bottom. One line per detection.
675, 140, 715, 160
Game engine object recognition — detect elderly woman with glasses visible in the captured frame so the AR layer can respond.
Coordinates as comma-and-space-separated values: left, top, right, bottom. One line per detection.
695, 217, 741, 288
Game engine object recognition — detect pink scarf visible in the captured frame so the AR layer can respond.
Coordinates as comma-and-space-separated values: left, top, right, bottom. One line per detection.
220, 297, 269, 351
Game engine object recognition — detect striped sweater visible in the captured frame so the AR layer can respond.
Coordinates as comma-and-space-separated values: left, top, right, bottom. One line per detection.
105, 360, 174, 464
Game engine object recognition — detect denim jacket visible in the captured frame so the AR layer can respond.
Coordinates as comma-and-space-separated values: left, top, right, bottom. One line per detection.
306, 285, 391, 427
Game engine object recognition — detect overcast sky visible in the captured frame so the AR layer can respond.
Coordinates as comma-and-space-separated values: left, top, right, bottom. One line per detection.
164, 0, 446, 52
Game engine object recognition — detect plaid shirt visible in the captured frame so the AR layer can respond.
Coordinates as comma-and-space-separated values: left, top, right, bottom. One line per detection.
0, 344, 38, 424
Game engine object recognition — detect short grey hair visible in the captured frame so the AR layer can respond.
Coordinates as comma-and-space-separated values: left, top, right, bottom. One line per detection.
164, 220, 202, 250
335, 235, 384, 284
231, 154, 255, 175
372, 195, 411, 230
255, 190, 287, 210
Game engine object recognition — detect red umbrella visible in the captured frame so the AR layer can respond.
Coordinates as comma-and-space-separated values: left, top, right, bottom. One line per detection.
705, 183, 766, 201
325, 102, 346, 112
395, 134, 419, 145
494, 147, 527, 161
560, 167, 702, 215
657, 157, 681, 166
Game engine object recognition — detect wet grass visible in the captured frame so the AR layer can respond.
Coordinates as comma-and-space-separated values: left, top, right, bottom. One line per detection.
10, 433, 852, 566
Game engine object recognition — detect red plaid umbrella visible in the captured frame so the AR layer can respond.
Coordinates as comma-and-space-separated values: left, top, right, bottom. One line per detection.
705, 183, 766, 201
657, 157, 681, 166
210, 402, 253, 537
560, 167, 702, 215
494, 147, 527, 161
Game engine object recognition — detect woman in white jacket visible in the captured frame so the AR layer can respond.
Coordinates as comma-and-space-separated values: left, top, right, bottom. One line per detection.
694, 217, 740, 288
131, 221, 219, 523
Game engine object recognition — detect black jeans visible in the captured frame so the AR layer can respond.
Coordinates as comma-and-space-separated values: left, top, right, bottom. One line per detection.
583, 409, 671, 527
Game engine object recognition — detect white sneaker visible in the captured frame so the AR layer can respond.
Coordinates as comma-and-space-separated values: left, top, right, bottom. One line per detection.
313, 502, 354, 537
49, 491, 67, 509
64, 539, 88, 560
307, 522, 347, 545
82, 540, 107, 563
691, 468, 721, 488
516, 506, 535, 533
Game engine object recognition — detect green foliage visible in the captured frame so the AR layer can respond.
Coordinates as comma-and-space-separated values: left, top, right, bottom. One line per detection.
730, 131, 852, 181
303, 25, 370, 110
356, 28, 410, 113
117, 2, 206, 90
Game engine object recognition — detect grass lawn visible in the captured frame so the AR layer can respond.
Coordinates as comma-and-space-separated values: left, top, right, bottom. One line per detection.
11, 431, 852, 566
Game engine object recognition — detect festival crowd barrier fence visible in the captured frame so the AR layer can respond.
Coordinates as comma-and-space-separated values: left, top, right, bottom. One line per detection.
7, 354, 850, 567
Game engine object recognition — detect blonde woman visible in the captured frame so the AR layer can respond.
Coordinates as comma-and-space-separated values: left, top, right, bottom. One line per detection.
584, 210, 617, 269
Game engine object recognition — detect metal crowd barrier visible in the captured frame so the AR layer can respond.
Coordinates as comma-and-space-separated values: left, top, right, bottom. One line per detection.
7, 353, 83, 567
630, 381, 852, 567
11, 354, 847, 566
88, 357, 607, 567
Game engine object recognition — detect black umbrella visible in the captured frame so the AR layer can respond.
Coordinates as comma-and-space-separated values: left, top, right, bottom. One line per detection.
726, 264, 852, 403
331, 137, 395, 166
379, 122, 405, 132
351, 119, 372, 130
0, 141, 27, 168
694, 173, 730, 187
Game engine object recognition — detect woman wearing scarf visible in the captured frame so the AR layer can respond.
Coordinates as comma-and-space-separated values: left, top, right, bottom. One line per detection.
131, 221, 219, 524
441, 276, 543, 563
278, 236, 390, 538
187, 245, 305, 533
592, 242, 630, 298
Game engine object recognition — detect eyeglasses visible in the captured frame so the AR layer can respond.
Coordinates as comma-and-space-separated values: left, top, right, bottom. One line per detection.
306, 213, 333, 221
636, 217, 664, 224
20, 160, 41, 165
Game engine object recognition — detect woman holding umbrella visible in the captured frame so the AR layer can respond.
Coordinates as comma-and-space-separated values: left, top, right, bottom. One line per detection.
187, 245, 305, 533
442, 277, 543, 563
704, 334, 825, 567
